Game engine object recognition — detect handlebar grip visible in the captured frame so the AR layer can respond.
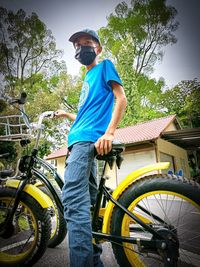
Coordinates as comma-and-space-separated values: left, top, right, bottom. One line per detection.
18, 92, 27, 104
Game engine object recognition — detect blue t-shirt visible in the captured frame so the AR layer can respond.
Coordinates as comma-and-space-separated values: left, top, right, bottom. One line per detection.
68, 59, 122, 148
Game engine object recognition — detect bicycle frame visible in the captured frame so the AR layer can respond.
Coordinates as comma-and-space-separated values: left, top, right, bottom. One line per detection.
26, 155, 172, 252
92, 160, 179, 267
35, 157, 64, 189
4, 153, 170, 241
92, 161, 169, 241
3, 153, 178, 266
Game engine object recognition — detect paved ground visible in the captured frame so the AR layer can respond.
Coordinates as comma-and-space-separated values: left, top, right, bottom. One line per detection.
34, 237, 119, 267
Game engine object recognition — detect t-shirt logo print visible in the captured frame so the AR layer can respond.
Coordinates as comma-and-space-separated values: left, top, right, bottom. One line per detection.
78, 81, 90, 110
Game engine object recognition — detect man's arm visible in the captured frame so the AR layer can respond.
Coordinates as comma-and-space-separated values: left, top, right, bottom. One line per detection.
54, 109, 77, 121
95, 81, 127, 155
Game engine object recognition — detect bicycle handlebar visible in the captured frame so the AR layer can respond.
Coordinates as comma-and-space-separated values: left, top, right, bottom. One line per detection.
20, 108, 55, 131
0, 91, 70, 146
0, 91, 56, 137
0, 92, 27, 105
34, 111, 55, 129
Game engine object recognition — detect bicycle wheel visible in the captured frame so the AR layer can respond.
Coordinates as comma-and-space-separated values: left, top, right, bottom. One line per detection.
0, 186, 51, 267
110, 174, 200, 267
38, 185, 67, 248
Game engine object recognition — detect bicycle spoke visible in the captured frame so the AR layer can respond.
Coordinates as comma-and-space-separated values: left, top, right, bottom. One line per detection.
19, 230, 34, 253
132, 193, 199, 266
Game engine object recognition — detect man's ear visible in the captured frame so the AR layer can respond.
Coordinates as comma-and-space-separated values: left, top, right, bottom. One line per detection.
96, 46, 102, 55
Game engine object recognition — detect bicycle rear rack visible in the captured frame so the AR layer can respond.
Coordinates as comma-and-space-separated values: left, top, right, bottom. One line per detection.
0, 114, 31, 141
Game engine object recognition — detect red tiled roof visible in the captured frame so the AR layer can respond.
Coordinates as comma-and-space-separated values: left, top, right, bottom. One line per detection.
45, 146, 68, 160
114, 114, 177, 144
45, 115, 177, 159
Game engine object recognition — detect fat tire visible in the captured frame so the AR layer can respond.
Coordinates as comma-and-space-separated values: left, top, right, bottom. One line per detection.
0, 186, 51, 267
110, 174, 200, 267
38, 185, 67, 248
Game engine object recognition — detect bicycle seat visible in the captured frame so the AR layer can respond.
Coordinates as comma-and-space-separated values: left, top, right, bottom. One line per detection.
0, 169, 14, 178
96, 140, 125, 161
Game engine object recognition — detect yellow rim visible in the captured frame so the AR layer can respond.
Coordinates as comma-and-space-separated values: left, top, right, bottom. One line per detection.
0, 197, 38, 264
121, 190, 200, 267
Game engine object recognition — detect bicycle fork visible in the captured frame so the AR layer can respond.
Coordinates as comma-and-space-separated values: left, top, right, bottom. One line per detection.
0, 177, 28, 238
0, 151, 36, 239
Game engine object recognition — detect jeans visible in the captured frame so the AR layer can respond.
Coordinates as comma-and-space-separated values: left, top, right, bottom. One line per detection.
62, 142, 104, 267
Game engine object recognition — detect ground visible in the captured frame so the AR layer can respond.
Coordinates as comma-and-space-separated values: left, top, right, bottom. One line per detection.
34, 237, 119, 267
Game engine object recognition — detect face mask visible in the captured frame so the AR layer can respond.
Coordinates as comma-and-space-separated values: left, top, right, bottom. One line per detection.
75, 45, 97, 66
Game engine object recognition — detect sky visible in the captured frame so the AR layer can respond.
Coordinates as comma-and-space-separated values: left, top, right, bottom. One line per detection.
0, 0, 200, 88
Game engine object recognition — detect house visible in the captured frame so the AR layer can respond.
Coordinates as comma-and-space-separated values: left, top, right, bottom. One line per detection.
45, 115, 191, 189
45, 146, 68, 179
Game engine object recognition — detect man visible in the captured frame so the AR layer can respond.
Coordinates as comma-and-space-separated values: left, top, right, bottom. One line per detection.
55, 29, 127, 267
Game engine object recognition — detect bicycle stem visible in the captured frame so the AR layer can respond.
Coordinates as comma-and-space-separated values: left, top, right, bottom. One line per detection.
34, 128, 43, 150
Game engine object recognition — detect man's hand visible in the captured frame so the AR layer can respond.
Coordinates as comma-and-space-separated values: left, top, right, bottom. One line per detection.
54, 109, 67, 118
95, 133, 114, 155
54, 110, 76, 121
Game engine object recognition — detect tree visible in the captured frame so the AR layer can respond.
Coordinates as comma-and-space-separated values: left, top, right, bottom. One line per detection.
0, 8, 80, 156
0, 7, 63, 93
160, 79, 200, 128
99, 0, 178, 76
98, 0, 178, 126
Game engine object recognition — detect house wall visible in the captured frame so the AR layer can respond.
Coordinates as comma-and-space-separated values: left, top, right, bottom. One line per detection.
105, 147, 157, 190
157, 138, 190, 178
105, 138, 190, 189
46, 136, 190, 191
46, 157, 65, 181
118, 149, 157, 181
164, 122, 177, 132
57, 157, 65, 180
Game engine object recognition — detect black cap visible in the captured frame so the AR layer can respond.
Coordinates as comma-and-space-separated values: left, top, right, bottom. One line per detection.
69, 29, 100, 45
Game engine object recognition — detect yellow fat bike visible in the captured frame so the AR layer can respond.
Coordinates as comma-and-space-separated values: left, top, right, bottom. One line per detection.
92, 145, 200, 267
0, 93, 66, 266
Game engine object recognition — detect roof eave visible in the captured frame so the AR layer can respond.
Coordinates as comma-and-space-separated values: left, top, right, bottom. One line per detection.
124, 139, 157, 147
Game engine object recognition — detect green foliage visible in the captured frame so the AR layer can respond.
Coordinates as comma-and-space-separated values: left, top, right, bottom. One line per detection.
99, 0, 178, 76
98, 0, 178, 127
0, 141, 18, 169
119, 72, 166, 127
160, 79, 200, 128
0, 7, 81, 156
0, 7, 63, 91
